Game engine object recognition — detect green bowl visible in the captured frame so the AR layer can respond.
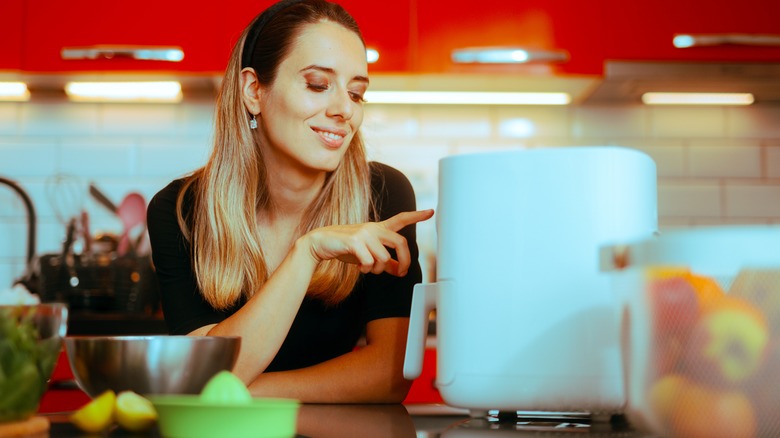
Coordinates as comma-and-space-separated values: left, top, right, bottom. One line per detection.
149, 395, 300, 438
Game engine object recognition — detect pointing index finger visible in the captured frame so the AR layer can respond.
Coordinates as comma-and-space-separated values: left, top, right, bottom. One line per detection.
382, 209, 434, 232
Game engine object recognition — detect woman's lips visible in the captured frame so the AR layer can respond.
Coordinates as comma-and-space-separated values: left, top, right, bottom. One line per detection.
312, 127, 347, 148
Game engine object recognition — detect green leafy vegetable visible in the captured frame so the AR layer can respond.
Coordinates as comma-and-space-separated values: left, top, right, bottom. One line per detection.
0, 307, 62, 422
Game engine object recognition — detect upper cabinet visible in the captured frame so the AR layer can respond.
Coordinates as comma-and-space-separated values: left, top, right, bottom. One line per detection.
0, 0, 24, 72
414, 0, 607, 76
14, 0, 780, 76
602, 0, 780, 63
341, 0, 413, 73
21, 0, 271, 73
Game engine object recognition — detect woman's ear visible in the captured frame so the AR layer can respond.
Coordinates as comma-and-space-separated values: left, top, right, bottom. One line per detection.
240, 67, 262, 115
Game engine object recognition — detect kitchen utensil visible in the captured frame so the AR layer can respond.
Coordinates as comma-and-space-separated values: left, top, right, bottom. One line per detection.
80, 210, 91, 254
88, 183, 118, 214
149, 395, 300, 438
60, 217, 79, 289
0, 304, 68, 423
116, 192, 146, 256
64, 336, 241, 398
45, 174, 85, 226
404, 146, 658, 415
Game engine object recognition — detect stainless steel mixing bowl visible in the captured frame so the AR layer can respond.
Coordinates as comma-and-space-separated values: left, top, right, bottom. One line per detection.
64, 335, 241, 398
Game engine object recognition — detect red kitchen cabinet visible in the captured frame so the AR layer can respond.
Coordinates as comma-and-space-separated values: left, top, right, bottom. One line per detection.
602, 0, 780, 63
0, 0, 24, 71
21, 0, 274, 73
340, 0, 414, 73
20, 0, 411, 74
414, 0, 608, 76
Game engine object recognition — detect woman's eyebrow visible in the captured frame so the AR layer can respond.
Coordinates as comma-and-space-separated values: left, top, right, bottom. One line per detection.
299, 64, 369, 84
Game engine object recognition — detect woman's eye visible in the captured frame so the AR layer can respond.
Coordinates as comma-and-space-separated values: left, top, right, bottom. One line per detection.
307, 83, 329, 92
349, 91, 366, 103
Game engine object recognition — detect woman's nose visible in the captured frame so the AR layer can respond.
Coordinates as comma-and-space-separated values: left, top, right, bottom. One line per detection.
326, 90, 353, 120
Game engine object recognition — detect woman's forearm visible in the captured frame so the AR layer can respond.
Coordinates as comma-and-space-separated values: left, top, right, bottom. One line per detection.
247, 318, 412, 403
202, 237, 318, 383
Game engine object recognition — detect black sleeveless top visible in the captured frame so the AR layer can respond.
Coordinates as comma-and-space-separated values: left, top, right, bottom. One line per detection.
146, 162, 422, 371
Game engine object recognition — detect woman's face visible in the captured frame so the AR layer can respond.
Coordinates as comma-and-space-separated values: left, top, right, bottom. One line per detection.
257, 20, 368, 177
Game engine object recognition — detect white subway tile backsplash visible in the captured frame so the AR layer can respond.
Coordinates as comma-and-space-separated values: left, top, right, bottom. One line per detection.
419, 106, 492, 138
765, 143, 780, 178
137, 138, 210, 179
100, 104, 180, 135
688, 141, 762, 178
0, 261, 27, 290
60, 139, 136, 178
3, 97, 780, 286
658, 181, 722, 217
728, 106, 780, 139
724, 184, 780, 217
0, 140, 59, 177
650, 107, 727, 138
573, 105, 649, 138
0, 221, 30, 258
179, 101, 217, 136
362, 105, 419, 139
0, 103, 20, 135
495, 106, 571, 139
20, 102, 100, 136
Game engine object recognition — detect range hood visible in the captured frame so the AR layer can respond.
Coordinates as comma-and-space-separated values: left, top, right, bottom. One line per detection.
585, 60, 780, 104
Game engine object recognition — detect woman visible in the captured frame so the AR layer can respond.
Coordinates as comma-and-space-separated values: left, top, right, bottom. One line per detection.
147, 0, 433, 403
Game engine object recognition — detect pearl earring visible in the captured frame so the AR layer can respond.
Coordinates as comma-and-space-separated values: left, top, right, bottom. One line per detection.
249, 114, 257, 129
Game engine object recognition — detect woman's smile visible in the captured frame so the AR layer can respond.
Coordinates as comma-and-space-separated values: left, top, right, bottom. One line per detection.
311, 125, 348, 149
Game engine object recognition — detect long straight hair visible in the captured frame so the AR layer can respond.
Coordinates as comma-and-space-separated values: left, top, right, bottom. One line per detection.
177, 0, 372, 310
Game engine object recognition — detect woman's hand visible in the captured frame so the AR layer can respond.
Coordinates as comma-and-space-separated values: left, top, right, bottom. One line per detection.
303, 209, 433, 277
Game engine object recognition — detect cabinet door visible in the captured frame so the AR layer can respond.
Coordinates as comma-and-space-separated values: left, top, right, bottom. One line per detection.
0, 0, 24, 71
21, 0, 270, 73
415, 0, 607, 75
603, 0, 780, 62
340, 0, 413, 73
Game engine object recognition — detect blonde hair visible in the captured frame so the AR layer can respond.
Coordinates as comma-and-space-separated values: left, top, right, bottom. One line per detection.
177, 1, 372, 310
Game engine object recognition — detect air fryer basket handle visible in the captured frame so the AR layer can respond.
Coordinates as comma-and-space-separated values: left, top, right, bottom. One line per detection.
403, 282, 439, 380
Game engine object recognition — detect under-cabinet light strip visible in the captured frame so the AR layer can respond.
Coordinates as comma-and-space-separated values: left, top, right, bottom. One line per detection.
65, 81, 183, 102
364, 91, 571, 105
0, 82, 30, 101
641, 92, 754, 106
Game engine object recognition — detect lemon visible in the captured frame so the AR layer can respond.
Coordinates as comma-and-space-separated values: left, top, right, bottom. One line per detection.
115, 391, 158, 432
200, 370, 252, 403
70, 390, 116, 433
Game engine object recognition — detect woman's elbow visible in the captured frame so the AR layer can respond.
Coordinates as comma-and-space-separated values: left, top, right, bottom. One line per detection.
377, 376, 413, 404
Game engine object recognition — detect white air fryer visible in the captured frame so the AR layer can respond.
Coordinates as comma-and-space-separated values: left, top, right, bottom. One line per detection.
404, 146, 658, 415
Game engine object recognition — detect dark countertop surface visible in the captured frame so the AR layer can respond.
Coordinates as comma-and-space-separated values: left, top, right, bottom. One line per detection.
38, 404, 651, 437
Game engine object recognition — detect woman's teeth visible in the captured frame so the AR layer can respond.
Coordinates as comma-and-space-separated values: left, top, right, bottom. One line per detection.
318, 131, 344, 141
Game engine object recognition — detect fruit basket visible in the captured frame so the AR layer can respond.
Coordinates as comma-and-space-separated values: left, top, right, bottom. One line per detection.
612, 226, 780, 438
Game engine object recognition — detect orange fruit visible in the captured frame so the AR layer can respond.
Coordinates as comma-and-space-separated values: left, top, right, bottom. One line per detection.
684, 273, 726, 312
669, 377, 756, 438
648, 373, 687, 430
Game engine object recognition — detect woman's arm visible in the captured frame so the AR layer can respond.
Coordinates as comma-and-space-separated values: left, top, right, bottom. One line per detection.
191, 209, 433, 385
247, 316, 413, 403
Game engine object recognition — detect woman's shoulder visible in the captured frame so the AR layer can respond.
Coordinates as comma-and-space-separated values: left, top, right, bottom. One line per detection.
149, 179, 185, 211
147, 177, 195, 222
368, 161, 416, 219
369, 161, 413, 192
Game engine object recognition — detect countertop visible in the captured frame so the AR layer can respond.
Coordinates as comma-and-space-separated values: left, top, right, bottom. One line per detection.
35, 404, 651, 437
